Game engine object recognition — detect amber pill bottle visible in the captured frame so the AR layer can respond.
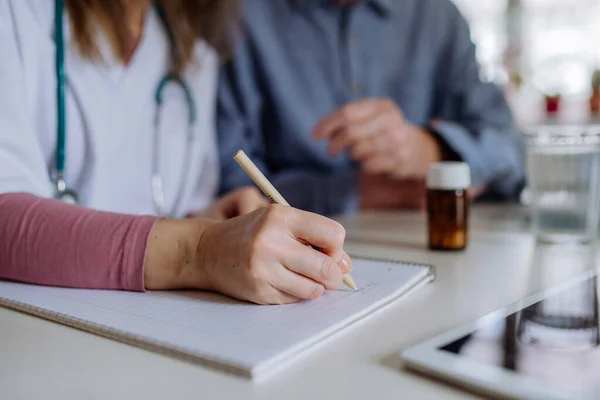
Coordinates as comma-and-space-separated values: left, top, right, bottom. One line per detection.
426, 162, 471, 251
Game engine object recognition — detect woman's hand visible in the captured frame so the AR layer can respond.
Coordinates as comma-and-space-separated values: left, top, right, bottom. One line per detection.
203, 205, 353, 304
194, 187, 268, 220
145, 205, 352, 305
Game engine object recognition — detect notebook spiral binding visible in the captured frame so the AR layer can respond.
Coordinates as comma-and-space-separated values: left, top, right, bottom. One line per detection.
351, 255, 436, 282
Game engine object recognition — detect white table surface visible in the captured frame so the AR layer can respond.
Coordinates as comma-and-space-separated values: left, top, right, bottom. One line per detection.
1, 205, 598, 400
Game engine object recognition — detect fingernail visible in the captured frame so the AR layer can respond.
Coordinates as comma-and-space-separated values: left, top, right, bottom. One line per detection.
339, 257, 352, 274
345, 254, 353, 272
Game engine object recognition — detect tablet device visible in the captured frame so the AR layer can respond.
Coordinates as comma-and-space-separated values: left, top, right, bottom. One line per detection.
402, 270, 600, 400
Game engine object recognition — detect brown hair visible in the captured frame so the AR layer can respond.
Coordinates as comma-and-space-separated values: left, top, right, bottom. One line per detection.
65, 0, 239, 75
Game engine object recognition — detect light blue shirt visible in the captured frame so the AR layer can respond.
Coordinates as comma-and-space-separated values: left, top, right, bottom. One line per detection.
217, 0, 525, 215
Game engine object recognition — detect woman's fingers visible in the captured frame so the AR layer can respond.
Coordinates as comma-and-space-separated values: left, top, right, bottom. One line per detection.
256, 287, 302, 305
269, 263, 327, 300
286, 209, 345, 250
282, 208, 351, 270
199, 204, 354, 305
280, 239, 346, 291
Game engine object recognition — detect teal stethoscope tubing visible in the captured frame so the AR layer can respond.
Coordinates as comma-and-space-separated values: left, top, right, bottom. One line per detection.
53, 0, 197, 216
54, 0, 71, 202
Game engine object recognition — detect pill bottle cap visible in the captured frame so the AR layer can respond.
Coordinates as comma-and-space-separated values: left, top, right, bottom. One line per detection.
427, 162, 471, 190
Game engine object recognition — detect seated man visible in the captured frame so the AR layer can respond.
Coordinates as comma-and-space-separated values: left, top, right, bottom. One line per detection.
217, 0, 525, 216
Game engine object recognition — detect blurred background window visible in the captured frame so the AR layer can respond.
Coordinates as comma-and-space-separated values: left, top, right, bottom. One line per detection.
452, 0, 600, 96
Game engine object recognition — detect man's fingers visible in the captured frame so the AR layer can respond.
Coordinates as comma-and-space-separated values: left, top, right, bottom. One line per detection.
312, 99, 382, 140
349, 129, 398, 161
349, 139, 377, 161
362, 155, 398, 176
328, 113, 387, 156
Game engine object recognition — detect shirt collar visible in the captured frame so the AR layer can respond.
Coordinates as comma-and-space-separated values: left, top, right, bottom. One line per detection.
291, 0, 394, 18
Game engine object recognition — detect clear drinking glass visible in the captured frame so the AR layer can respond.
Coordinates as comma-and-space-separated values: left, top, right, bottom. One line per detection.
524, 125, 600, 244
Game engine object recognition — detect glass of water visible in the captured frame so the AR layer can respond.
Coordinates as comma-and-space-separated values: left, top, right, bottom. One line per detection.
524, 125, 600, 244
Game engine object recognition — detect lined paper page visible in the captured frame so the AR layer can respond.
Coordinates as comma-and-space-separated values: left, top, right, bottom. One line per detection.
0, 258, 432, 379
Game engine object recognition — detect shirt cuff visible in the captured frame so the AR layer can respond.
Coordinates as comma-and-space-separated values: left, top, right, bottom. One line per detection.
428, 120, 489, 187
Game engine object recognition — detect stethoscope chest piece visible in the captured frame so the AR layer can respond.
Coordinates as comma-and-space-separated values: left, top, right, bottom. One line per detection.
54, 177, 79, 205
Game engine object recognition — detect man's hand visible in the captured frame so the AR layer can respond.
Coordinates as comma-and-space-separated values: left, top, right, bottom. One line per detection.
313, 98, 442, 179
194, 187, 269, 220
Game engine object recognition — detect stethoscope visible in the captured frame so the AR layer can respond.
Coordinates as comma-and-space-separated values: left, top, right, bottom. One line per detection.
53, 0, 196, 217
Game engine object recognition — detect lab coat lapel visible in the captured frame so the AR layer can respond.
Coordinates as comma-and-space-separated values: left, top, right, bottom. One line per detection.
120, 8, 169, 93
66, 7, 168, 88
62, 5, 167, 141
59, 16, 107, 192
56, 6, 170, 209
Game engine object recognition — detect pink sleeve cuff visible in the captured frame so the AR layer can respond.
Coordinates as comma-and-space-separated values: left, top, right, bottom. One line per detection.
0, 193, 160, 291
123, 215, 160, 291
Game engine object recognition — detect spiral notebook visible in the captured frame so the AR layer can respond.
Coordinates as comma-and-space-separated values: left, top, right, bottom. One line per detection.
0, 257, 433, 381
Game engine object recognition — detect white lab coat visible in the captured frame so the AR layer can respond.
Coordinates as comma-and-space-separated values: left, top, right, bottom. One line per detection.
0, 1, 219, 217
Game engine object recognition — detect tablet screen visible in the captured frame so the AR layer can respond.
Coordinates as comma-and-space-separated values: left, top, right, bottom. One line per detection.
439, 276, 600, 398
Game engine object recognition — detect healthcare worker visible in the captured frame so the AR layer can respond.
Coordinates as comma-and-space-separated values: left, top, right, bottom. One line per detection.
0, 0, 352, 305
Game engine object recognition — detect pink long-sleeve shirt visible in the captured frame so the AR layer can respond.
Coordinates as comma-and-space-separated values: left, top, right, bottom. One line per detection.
0, 193, 159, 291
